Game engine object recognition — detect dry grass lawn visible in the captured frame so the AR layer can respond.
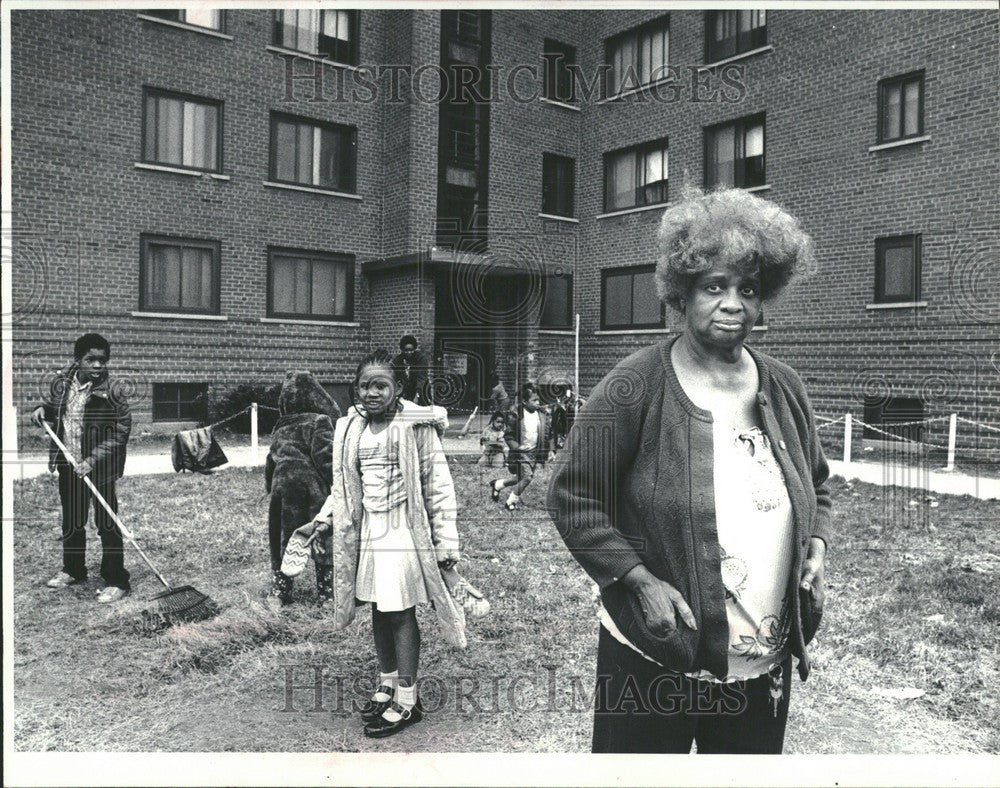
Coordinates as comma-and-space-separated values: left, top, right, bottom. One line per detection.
10, 457, 1000, 753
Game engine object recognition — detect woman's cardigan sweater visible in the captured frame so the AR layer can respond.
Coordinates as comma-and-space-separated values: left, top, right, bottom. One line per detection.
547, 336, 831, 681
314, 400, 467, 647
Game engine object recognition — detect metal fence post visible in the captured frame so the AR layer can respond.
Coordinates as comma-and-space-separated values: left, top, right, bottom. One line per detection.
944, 413, 957, 472
843, 412, 852, 466
251, 402, 259, 464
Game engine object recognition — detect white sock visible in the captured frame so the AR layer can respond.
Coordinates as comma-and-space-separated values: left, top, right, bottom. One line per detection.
506, 492, 520, 506
396, 682, 417, 709
493, 479, 504, 491
375, 671, 398, 701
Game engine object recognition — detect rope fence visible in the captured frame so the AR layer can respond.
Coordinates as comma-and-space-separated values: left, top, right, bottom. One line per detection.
815, 411, 1000, 471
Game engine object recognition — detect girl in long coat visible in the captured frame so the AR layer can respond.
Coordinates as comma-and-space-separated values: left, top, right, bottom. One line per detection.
313, 350, 465, 738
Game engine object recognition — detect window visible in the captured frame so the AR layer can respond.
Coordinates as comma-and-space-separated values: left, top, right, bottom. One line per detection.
704, 114, 765, 189
542, 154, 575, 217
152, 383, 208, 422
605, 15, 669, 97
268, 247, 353, 320
875, 235, 921, 303
603, 139, 668, 212
601, 265, 664, 330
270, 114, 357, 193
878, 71, 924, 143
863, 396, 924, 443
142, 88, 222, 172
273, 9, 359, 64
543, 39, 576, 102
705, 10, 766, 62
144, 9, 224, 31
140, 235, 220, 314
540, 273, 573, 328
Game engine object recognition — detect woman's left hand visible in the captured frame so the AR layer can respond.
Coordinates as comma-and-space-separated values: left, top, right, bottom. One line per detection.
799, 537, 826, 610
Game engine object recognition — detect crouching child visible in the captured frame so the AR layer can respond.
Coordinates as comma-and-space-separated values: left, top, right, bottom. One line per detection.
265, 371, 341, 607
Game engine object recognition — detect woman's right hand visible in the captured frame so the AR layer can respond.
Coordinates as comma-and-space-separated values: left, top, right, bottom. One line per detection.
622, 564, 697, 636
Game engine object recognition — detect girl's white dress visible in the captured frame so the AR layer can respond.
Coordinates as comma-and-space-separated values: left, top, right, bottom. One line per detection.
354, 423, 429, 610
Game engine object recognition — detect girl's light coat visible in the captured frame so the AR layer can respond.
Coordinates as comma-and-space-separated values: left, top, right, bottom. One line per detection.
315, 400, 467, 648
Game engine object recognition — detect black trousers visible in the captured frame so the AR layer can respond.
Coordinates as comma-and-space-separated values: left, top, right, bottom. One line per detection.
57, 466, 130, 589
591, 625, 792, 754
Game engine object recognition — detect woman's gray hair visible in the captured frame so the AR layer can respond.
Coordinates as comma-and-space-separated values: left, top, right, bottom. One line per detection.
655, 186, 816, 311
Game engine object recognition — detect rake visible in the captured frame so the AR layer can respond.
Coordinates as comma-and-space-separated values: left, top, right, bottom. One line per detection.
43, 421, 219, 626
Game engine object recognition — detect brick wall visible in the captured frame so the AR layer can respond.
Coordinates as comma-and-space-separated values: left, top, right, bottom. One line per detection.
10, 9, 999, 456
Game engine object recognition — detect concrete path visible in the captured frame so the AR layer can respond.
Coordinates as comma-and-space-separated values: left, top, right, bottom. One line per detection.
8, 443, 998, 500
827, 459, 999, 500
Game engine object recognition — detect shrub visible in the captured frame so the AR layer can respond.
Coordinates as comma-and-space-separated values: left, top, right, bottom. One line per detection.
207, 383, 281, 434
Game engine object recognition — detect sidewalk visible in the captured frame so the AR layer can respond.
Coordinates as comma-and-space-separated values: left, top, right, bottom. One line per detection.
9, 444, 998, 500
6, 433, 483, 482
828, 459, 999, 500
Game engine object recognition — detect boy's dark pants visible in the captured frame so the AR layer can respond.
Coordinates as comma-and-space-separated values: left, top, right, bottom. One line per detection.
57, 466, 130, 589
591, 625, 791, 754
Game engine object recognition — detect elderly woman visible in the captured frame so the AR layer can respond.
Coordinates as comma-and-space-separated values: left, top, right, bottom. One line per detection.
548, 188, 830, 754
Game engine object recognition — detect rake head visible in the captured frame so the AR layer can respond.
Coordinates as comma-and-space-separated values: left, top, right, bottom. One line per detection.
143, 585, 220, 629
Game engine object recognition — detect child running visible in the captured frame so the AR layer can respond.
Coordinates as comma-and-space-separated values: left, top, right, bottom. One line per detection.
477, 412, 508, 468
488, 383, 554, 511
312, 350, 466, 738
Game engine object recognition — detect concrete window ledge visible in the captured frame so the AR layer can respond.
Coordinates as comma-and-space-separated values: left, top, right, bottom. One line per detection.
538, 213, 579, 224
131, 311, 228, 321
260, 317, 360, 327
744, 184, 772, 193
702, 45, 774, 70
868, 136, 930, 153
597, 75, 677, 105
751, 325, 768, 331
265, 45, 361, 72
595, 328, 673, 336
136, 14, 234, 40
135, 162, 230, 180
538, 329, 575, 336
596, 202, 668, 220
263, 181, 362, 200
866, 301, 928, 310
539, 97, 581, 112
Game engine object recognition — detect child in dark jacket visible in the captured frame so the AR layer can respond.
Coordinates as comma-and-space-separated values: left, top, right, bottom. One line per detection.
265, 371, 341, 606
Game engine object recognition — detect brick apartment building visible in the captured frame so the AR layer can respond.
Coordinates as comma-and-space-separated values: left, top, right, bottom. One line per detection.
9, 8, 999, 456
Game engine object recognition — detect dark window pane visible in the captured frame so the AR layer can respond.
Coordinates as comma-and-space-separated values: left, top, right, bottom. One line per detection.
882, 245, 914, 298
632, 271, 662, 325
275, 121, 297, 181
147, 244, 181, 308
318, 127, 342, 189
541, 274, 572, 327
603, 273, 632, 326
